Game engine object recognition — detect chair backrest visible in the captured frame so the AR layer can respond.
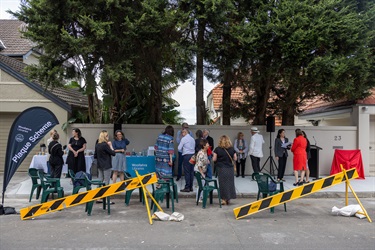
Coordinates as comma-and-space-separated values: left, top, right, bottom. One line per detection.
37, 171, 49, 190
252, 173, 274, 193
28, 168, 40, 185
194, 172, 204, 190
68, 169, 75, 179
124, 171, 132, 180
82, 173, 93, 189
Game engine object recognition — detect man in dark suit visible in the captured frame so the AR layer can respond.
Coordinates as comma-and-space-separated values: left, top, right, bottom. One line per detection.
203, 129, 214, 179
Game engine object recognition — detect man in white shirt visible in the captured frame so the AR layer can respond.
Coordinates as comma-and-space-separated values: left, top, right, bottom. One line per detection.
248, 127, 264, 173
178, 129, 195, 192
176, 123, 193, 181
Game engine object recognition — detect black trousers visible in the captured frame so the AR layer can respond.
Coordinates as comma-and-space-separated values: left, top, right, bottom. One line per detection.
50, 164, 63, 178
250, 155, 261, 173
277, 156, 287, 179
236, 159, 246, 177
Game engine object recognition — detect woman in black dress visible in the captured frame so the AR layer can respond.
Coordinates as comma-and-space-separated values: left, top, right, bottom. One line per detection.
213, 135, 237, 205
66, 128, 87, 175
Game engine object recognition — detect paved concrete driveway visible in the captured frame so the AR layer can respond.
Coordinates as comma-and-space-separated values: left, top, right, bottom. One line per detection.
1, 197, 374, 249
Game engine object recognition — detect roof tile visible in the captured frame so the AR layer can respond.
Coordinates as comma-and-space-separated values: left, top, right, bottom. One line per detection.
0, 20, 35, 55
0, 54, 88, 109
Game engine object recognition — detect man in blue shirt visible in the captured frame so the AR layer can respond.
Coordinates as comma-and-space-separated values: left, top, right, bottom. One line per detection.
176, 123, 193, 181
178, 129, 195, 192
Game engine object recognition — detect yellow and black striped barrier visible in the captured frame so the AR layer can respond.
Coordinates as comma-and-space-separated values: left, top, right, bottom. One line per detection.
20, 172, 158, 220
233, 168, 360, 220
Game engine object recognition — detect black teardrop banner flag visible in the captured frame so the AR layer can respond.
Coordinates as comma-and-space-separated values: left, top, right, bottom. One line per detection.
2, 107, 59, 204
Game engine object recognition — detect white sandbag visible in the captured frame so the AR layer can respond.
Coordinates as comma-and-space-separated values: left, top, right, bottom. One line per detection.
152, 211, 170, 221
332, 205, 366, 219
169, 212, 184, 222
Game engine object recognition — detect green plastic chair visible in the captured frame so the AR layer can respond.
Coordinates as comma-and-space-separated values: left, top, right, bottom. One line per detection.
150, 180, 174, 213
252, 172, 287, 213
124, 172, 144, 206
83, 173, 111, 215
37, 171, 64, 203
195, 172, 221, 209
162, 176, 178, 203
28, 168, 42, 202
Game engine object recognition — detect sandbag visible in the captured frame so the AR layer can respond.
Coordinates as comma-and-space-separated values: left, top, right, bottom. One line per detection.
0, 205, 17, 215
332, 204, 365, 219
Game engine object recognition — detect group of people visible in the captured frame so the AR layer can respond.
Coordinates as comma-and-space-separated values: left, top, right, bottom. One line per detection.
153, 123, 235, 205
46, 124, 313, 206
154, 124, 215, 192
274, 128, 311, 185
47, 128, 131, 189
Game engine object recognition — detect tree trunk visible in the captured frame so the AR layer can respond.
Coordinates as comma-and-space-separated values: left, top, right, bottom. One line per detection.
148, 73, 163, 124
87, 93, 95, 123
222, 71, 233, 125
252, 79, 271, 125
281, 104, 295, 125
196, 19, 206, 125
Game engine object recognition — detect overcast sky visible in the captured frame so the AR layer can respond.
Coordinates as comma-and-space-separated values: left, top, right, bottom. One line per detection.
0, 0, 19, 19
0, 0, 216, 124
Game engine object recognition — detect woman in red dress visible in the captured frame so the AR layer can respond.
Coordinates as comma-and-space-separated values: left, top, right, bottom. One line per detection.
291, 129, 307, 186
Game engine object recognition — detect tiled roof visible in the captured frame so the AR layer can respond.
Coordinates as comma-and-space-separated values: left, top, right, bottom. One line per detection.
357, 88, 375, 105
299, 88, 375, 116
209, 82, 374, 121
0, 52, 27, 76
0, 20, 36, 56
0, 54, 88, 110
209, 83, 245, 111
208, 83, 282, 125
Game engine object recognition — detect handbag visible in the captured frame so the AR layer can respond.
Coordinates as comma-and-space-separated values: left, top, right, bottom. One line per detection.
189, 154, 196, 165
224, 148, 237, 173
269, 181, 277, 192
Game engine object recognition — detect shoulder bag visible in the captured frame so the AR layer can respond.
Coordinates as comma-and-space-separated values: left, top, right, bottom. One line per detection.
224, 148, 236, 173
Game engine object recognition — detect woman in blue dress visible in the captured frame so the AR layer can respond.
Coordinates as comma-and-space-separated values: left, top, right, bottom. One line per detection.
154, 125, 174, 180
112, 130, 130, 183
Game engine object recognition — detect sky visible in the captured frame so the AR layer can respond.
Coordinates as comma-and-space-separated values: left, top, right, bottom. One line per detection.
172, 79, 216, 124
0, 0, 216, 124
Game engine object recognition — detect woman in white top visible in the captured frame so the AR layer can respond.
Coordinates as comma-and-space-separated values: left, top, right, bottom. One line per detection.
194, 139, 210, 177
194, 139, 210, 201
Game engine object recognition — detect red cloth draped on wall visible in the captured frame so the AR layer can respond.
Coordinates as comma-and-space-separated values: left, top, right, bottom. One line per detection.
330, 149, 365, 179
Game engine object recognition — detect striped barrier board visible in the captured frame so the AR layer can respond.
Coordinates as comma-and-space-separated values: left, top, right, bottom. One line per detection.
20, 172, 158, 220
233, 168, 359, 220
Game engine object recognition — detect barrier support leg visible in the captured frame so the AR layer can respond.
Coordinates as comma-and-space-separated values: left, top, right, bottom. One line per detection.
135, 171, 163, 225
340, 165, 372, 223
